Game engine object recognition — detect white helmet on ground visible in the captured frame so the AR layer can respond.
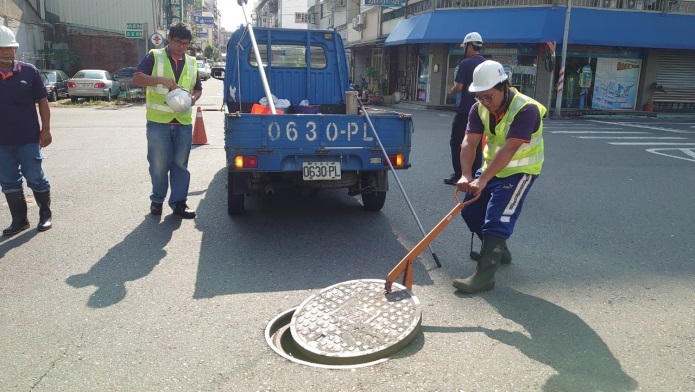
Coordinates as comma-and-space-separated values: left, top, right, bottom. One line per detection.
469, 60, 508, 92
0, 26, 19, 48
460, 32, 483, 48
165, 88, 192, 112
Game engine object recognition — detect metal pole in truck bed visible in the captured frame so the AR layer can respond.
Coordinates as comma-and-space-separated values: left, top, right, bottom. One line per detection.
355, 96, 442, 268
237, 0, 277, 114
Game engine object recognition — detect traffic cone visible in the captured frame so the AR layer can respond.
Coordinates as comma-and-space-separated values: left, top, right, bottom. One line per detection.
192, 106, 208, 145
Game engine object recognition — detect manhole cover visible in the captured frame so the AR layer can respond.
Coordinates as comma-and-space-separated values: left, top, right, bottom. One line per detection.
290, 279, 421, 365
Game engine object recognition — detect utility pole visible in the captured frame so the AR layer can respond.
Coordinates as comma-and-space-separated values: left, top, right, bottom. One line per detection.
554, 0, 571, 118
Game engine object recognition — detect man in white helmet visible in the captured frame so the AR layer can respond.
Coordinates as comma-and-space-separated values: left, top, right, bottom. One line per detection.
133, 22, 203, 219
454, 60, 545, 294
444, 32, 486, 185
0, 25, 53, 235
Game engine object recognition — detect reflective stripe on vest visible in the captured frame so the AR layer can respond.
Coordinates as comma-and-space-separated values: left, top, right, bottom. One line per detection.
145, 49, 197, 124
479, 90, 545, 178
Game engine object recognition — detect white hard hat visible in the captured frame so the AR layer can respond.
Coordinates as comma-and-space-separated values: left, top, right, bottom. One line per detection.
0, 26, 19, 48
460, 32, 483, 48
165, 88, 192, 113
469, 60, 508, 92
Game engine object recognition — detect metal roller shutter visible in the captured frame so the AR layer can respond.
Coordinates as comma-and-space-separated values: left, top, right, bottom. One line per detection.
654, 50, 695, 109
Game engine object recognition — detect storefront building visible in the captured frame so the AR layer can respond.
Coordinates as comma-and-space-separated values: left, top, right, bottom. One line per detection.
377, 2, 695, 112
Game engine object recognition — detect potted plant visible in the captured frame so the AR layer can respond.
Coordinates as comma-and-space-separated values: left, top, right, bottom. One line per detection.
644, 82, 666, 112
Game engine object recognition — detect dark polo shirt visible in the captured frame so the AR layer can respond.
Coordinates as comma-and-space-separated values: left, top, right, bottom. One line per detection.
0, 61, 48, 146
135, 48, 202, 92
466, 90, 541, 143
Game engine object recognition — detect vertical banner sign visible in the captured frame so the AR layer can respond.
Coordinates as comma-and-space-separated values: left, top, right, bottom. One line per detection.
194, 0, 203, 16
166, 0, 183, 28
592, 58, 642, 110
417, 55, 430, 102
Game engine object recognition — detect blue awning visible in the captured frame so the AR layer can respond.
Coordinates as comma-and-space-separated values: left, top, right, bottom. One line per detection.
385, 7, 695, 50
385, 8, 565, 46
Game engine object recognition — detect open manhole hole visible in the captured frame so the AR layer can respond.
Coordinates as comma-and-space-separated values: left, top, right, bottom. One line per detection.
265, 279, 421, 368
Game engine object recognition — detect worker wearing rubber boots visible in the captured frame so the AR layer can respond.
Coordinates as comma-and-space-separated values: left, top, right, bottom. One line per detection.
453, 60, 545, 294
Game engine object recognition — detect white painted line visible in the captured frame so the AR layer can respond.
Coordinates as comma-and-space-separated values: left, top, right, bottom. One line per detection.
550, 131, 648, 134
646, 148, 695, 163
609, 142, 695, 145
589, 120, 695, 134
577, 136, 686, 139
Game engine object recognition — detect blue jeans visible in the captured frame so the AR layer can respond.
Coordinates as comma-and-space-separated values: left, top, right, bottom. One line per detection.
0, 143, 50, 194
146, 121, 192, 207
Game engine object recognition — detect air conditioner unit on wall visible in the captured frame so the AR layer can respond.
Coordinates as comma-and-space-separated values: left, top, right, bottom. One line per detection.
352, 15, 364, 31
356, 13, 365, 28
327, 15, 334, 28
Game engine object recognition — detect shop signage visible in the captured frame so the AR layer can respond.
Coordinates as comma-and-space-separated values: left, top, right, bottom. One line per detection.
364, 0, 402, 6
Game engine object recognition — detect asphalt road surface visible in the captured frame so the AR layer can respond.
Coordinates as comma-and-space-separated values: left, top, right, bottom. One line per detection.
1, 81, 693, 391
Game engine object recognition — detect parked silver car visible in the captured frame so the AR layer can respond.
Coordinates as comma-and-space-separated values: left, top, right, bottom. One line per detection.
68, 69, 120, 102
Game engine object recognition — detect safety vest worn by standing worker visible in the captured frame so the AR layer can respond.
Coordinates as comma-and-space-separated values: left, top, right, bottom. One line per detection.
145, 49, 197, 125
477, 89, 545, 178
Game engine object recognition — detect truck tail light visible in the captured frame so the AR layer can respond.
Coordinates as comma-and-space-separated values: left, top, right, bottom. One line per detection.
383, 154, 404, 167
68, 81, 76, 88
94, 82, 106, 88
234, 155, 258, 169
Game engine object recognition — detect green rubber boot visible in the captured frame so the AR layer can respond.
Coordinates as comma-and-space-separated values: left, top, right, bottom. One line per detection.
454, 235, 505, 294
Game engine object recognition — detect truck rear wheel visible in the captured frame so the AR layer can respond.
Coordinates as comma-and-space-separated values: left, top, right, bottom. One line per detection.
228, 172, 245, 215
361, 190, 386, 211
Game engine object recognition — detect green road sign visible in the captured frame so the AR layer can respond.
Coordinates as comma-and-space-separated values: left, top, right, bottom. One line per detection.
125, 31, 143, 38
127, 23, 143, 30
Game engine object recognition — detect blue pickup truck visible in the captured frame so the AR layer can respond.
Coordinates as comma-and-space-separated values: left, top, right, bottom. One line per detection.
214, 27, 413, 214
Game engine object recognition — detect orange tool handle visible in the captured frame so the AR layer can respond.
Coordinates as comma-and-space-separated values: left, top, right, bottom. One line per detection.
385, 189, 480, 293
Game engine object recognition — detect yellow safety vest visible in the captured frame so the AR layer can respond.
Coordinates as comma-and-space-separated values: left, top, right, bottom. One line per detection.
478, 89, 545, 178
145, 49, 197, 125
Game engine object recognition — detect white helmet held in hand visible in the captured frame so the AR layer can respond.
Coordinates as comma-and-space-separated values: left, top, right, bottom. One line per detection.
469, 60, 508, 92
460, 32, 483, 48
165, 88, 192, 113
0, 26, 19, 48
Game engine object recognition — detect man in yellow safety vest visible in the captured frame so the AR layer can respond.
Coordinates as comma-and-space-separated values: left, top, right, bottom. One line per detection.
454, 60, 545, 294
133, 22, 202, 219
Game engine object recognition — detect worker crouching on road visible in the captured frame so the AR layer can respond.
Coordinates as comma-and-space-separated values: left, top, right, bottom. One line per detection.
454, 60, 545, 294
0, 26, 53, 235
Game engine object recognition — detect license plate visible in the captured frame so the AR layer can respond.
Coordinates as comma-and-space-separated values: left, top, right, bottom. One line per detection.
302, 162, 341, 180
78, 83, 92, 87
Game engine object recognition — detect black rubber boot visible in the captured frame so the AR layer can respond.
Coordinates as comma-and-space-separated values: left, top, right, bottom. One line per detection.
3, 192, 30, 236
33, 191, 52, 232
454, 235, 505, 294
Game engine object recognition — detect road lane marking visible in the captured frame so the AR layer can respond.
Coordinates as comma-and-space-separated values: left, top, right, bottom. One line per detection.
608, 142, 695, 145
589, 120, 695, 134
646, 148, 695, 162
577, 136, 686, 139
550, 130, 647, 134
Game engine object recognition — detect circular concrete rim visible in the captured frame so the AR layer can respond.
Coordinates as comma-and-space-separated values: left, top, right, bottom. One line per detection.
289, 279, 422, 366
264, 307, 390, 369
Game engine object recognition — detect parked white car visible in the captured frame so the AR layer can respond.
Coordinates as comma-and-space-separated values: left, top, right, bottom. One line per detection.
197, 60, 211, 81
68, 69, 120, 102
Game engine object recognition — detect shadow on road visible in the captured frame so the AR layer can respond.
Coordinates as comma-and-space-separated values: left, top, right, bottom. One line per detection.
66, 215, 182, 308
422, 288, 637, 391
192, 169, 434, 297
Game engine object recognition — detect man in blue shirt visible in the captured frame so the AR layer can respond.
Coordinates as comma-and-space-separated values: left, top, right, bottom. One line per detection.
0, 26, 53, 235
445, 32, 486, 185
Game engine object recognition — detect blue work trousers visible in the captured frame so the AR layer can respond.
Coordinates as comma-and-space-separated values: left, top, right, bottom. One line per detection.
461, 171, 537, 239
0, 143, 50, 194
146, 121, 192, 207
